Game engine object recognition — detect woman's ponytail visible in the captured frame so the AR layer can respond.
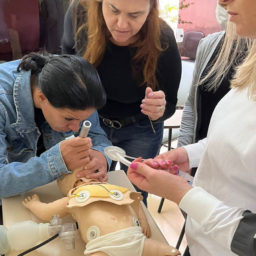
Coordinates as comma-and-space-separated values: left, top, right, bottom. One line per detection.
17, 52, 50, 75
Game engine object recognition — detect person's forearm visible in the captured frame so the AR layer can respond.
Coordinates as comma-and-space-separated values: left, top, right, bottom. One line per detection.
184, 138, 207, 168
166, 175, 192, 204
0, 144, 69, 198
179, 186, 247, 253
177, 98, 195, 147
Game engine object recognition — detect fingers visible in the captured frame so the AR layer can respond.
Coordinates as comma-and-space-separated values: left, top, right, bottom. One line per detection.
76, 168, 107, 180
141, 92, 166, 107
86, 170, 106, 180
76, 150, 108, 181
60, 137, 93, 170
141, 87, 166, 120
129, 161, 154, 177
68, 137, 92, 148
143, 158, 179, 174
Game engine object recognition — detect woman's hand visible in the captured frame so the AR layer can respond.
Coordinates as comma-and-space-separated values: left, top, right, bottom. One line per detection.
76, 149, 108, 182
144, 147, 191, 173
60, 137, 92, 171
127, 158, 192, 204
140, 87, 166, 121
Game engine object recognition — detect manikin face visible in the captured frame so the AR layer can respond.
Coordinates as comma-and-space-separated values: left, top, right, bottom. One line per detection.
219, 0, 256, 38
102, 0, 151, 46
34, 88, 95, 133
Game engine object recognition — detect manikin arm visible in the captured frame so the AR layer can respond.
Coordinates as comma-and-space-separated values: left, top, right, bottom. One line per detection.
22, 194, 69, 222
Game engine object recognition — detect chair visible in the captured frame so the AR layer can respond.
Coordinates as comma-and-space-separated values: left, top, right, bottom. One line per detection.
0, 0, 70, 62
0, 0, 40, 61
178, 31, 205, 60
39, 0, 70, 54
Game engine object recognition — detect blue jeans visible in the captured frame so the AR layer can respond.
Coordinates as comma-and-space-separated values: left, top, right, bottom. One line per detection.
100, 118, 163, 205
0, 205, 2, 225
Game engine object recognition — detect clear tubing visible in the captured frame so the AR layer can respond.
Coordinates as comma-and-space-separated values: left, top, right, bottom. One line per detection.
115, 152, 131, 167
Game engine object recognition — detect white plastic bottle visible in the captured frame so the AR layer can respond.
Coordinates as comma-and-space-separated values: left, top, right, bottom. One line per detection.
0, 220, 51, 254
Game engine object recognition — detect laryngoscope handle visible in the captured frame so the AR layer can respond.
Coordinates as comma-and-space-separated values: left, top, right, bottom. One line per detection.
79, 120, 91, 138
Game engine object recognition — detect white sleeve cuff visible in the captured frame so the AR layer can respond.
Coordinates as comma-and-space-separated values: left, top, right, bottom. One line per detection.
184, 138, 207, 168
179, 186, 221, 224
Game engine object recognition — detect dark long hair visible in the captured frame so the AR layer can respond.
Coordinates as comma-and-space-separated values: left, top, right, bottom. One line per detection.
17, 52, 106, 110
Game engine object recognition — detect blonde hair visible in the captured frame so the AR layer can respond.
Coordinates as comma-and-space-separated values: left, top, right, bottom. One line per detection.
200, 22, 251, 92
76, 0, 165, 90
232, 41, 256, 100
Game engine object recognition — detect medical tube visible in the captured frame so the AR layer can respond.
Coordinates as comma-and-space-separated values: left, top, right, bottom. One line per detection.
79, 120, 91, 138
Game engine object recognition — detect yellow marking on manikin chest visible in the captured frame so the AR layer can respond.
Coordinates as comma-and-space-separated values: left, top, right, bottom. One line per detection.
72, 184, 128, 198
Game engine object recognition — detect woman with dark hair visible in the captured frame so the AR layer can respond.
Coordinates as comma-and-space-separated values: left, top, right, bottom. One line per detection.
0, 52, 111, 200
62, 0, 181, 204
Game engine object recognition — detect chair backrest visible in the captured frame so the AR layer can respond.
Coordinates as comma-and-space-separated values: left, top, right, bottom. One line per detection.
0, 0, 70, 61
39, 0, 71, 54
0, 0, 40, 61
179, 31, 205, 60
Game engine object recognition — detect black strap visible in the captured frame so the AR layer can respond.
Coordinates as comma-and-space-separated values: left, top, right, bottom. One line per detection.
231, 210, 256, 256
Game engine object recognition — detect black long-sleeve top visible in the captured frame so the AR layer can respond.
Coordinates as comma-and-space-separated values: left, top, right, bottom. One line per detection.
62, 2, 181, 121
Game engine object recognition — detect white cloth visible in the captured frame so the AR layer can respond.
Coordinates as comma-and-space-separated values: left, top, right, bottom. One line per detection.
84, 226, 145, 256
184, 138, 207, 168
180, 88, 256, 255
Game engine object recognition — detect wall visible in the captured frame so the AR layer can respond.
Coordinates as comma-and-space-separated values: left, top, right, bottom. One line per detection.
178, 0, 221, 36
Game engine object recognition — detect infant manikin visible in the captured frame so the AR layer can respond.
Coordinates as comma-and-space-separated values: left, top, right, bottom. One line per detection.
22, 146, 180, 256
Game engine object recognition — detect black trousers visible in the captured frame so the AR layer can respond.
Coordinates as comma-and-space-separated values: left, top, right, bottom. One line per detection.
183, 247, 191, 256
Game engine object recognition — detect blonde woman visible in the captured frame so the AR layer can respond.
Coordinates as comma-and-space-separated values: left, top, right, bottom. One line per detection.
178, 4, 248, 178
128, 0, 256, 255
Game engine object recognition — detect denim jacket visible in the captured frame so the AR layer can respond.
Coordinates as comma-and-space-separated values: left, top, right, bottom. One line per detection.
0, 60, 112, 198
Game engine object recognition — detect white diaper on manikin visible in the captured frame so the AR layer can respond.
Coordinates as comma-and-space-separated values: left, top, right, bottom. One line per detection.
84, 226, 146, 256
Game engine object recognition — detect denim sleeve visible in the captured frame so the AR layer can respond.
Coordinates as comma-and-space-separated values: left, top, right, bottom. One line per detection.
86, 111, 112, 169
0, 142, 70, 199
231, 210, 256, 256
0, 103, 70, 198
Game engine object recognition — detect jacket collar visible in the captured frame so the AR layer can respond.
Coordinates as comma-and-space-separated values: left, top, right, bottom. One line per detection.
12, 70, 37, 133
